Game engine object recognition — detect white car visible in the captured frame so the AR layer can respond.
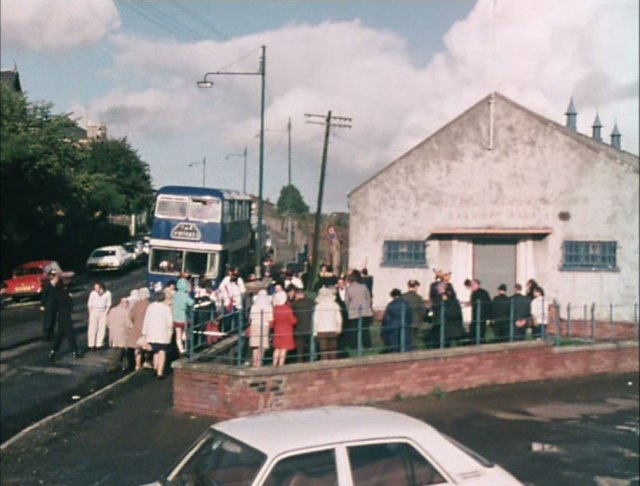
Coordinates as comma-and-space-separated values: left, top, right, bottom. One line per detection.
148, 406, 521, 485
86, 245, 134, 272
123, 241, 145, 263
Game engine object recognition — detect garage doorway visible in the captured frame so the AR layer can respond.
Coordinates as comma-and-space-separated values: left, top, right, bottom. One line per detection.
473, 240, 517, 297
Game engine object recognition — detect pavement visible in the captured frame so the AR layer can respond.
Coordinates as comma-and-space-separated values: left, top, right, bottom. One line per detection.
0, 369, 638, 486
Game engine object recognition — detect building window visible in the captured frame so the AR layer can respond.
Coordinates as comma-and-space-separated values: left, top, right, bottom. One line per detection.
562, 241, 617, 271
383, 241, 427, 267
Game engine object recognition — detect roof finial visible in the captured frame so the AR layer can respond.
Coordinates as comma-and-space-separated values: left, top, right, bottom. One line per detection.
565, 96, 577, 131
610, 118, 621, 150
591, 108, 603, 143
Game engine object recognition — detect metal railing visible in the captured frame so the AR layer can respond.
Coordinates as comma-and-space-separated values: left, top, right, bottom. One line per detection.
183, 299, 639, 366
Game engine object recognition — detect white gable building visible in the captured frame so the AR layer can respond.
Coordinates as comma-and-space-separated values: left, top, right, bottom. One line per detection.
348, 93, 639, 320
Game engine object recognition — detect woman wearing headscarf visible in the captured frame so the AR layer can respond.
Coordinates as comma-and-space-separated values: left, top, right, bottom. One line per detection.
106, 297, 132, 372
313, 286, 342, 360
128, 288, 140, 308
248, 290, 273, 368
271, 290, 297, 366
172, 277, 194, 356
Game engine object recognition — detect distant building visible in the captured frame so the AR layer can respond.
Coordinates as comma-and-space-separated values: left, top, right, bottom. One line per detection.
85, 122, 108, 141
349, 93, 639, 319
0, 67, 22, 92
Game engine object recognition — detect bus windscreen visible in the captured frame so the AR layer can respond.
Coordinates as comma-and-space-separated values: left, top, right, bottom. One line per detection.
156, 196, 188, 219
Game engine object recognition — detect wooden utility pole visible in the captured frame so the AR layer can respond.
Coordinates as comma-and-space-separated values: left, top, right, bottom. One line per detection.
305, 111, 352, 291
287, 117, 292, 186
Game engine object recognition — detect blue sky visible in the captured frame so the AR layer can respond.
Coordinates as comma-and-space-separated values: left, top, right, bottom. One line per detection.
2, 0, 638, 211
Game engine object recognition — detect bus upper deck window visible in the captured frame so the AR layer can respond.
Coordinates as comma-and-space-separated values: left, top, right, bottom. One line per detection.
156, 196, 188, 219
190, 198, 221, 222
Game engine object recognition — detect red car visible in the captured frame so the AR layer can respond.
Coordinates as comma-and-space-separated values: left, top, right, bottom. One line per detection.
3, 260, 74, 302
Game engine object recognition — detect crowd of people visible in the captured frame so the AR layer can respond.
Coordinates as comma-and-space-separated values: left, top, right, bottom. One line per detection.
39, 261, 551, 372
420, 272, 551, 347
41, 268, 199, 378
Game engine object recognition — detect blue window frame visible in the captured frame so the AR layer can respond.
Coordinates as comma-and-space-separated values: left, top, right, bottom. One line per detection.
383, 240, 427, 267
561, 241, 617, 271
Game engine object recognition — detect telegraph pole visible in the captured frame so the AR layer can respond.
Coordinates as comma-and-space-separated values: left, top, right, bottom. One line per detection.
286, 117, 293, 244
201, 156, 206, 187
287, 117, 292, 186
305, 111, 352, 291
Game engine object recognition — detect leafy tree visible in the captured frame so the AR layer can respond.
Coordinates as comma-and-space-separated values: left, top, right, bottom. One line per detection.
82, 137, 154, 215
276, 184, 309, 216
0, 81, 155, 275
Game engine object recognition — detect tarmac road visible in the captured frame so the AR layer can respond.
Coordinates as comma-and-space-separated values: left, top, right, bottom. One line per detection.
0, 371, 637, 486
0, 265, 147, 443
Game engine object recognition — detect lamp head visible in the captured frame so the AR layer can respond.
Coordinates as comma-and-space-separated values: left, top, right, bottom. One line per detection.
197, 80, 214, 88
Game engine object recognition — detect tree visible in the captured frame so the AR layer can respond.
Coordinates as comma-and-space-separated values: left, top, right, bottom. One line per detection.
82, 137, 154, 215
0, 81, 155, 275
276, 184, 309, 216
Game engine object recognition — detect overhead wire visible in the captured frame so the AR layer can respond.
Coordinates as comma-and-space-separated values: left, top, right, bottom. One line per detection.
120, 0, 198, 43
168, 0, 230, 41
129, 0, 205, 42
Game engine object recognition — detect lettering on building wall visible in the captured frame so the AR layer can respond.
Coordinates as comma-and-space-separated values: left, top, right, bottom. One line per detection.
442, 205, 552, 223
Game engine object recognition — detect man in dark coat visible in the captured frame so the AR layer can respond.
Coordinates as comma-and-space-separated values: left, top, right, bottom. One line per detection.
492, 284, 512, 342
425, 282, 465, 348
291, 288, 315, 362
335, 276, 349, 358
401, 279, 427, 346
40, 270, 60, 341
511, 283, 531, 340
381, 289, 413, 353
49, 279, 80, 359
469, 279, 492, 344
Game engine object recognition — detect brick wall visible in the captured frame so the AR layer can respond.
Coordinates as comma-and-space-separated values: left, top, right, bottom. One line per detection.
173, 341, 639, 419
549, 320, 638, 340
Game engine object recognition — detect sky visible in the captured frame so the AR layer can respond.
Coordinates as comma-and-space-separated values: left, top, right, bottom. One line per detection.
1, 0, 638, 212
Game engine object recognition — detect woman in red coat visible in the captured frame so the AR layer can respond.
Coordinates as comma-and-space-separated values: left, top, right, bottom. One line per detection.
271, 290, 297, 366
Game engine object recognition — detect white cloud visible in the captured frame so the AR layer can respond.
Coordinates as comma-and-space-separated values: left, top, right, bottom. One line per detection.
82, 0, 638, 210
0, 0, 120, 52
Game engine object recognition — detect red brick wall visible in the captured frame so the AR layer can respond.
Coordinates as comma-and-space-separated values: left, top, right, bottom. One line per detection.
549, 320, 638, 340
173, 341, 639, 419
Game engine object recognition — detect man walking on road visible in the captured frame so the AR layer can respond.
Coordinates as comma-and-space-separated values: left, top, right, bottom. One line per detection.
40, 270, 60, 342
49, 278, 80, 359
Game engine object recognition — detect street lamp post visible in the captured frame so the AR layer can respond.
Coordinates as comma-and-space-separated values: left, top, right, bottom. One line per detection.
197, 45, 266, 277
225, 146, 248, 193
188, 156, 206, 187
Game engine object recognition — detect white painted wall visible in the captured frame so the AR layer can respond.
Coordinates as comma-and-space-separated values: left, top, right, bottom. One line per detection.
349, 94, 639, 320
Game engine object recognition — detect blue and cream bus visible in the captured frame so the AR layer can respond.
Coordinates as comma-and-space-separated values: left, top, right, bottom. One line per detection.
147, 186, 253, 290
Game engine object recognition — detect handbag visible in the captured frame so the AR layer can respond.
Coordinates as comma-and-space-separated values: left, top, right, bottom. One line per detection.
223, 285, 235, 313
136, 336, 151, 350
206, 320, 221, 345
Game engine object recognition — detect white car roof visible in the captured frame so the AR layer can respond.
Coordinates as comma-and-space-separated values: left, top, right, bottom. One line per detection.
214, 406, 444, 456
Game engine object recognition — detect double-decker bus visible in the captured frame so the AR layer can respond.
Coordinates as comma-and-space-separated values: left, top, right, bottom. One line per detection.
147, 186, 253, 290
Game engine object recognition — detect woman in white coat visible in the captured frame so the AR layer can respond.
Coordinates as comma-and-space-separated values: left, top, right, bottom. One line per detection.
142, 290, 174, 378
313, 287, 343, 360
248, 290, 273, 368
